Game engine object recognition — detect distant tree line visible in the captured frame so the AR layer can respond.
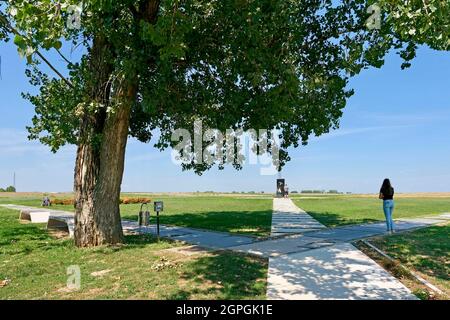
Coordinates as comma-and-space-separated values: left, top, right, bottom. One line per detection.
299, 190, 350, 194
0, 186, 16, 192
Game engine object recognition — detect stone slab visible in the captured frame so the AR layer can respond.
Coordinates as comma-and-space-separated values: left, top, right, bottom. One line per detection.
271, 199, 326, 237
305, 228, 381, 241
267, 243, 417, 300
229, 235, 326, 257
172, 232, 255, 249
397, 218, 446, 225
121, 220, 255, 248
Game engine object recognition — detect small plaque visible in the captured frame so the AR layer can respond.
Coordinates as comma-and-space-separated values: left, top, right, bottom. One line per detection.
154, 201, 164, 212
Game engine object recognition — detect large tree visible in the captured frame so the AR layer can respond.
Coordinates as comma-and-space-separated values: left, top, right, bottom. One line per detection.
1, 0, 447, 247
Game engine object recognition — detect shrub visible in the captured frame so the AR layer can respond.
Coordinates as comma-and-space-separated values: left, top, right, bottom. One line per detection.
50, 197, 151, 206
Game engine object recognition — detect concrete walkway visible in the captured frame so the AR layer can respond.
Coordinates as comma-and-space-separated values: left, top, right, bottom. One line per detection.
267, 243, 417, 300
229, 198, 448, 300
271, 198, 326, 236
121, 220, 255, 249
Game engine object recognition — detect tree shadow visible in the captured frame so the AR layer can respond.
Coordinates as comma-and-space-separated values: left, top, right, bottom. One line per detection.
268, 243, 417, 300
121, 210, 272, 237
375, 224, 450, 284
167, 251, 268, 299
0, 219, 73, 255
306, 210, 381, 227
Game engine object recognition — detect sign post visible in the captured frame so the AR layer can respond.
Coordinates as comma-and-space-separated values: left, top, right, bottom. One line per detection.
153, 201, 164, 240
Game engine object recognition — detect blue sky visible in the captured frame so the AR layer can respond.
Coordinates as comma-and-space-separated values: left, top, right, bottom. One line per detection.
1, 41, 449, 193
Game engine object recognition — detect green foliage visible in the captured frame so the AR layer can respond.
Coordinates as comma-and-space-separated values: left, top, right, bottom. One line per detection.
378, 0, 449, 50
376, 0, 450, 68
1, 0, 448, 173
0, 186, 16, 192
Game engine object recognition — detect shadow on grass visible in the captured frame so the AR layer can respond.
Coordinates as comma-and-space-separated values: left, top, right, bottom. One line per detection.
306, 211, 381, 227
375, 224, 450, 284
168, 251, 268, 299
0, 218, 72, 255
122, 210, 272, 237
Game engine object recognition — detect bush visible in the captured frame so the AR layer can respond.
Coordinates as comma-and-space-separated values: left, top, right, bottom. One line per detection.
51, 198, 74, 205
50, 197, 152, 206
5, 186, 16, 192
120, 197, 151, 204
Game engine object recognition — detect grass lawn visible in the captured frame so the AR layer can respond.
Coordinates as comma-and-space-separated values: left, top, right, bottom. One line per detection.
358, 223, 449, 299
292, 196, 450, 227
0, 193, 273, 237
0, 207, 267, 299
120, 196, 272, 237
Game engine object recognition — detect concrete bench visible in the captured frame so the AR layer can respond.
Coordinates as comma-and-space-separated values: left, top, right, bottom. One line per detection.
46, 214, 75, 237
19, 209, 51, 223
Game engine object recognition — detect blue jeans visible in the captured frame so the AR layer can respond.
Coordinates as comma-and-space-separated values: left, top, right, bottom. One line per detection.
383, 200, 395, 231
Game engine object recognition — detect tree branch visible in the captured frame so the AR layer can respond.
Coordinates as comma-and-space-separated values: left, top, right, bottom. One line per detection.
0, 12, 74, 88
55, 47, 72, 65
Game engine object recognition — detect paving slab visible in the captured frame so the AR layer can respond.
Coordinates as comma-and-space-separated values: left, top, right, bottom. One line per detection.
121, 220, 255, 248
229, 235, 328, 257
178, 232, 255, 248
392, 220, 428, 230
270, 228, 323, 235
267, 243, 417, 300
397, 218, 446, 225
304, 228, 382, 241
121, 221, 192, 238
271, 198, 326, 236
339, 223, 388, 233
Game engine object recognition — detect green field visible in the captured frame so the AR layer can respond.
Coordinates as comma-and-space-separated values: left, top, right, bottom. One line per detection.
0, 193, 273, 237
0, 206, 267, 299
292, 196, 450, 227
1, 192, 449, 299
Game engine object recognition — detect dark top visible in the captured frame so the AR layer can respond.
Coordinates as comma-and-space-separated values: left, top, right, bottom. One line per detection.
380, 187, 394, 200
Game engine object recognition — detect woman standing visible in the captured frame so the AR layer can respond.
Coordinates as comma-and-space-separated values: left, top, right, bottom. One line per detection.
379, 178, 395, 233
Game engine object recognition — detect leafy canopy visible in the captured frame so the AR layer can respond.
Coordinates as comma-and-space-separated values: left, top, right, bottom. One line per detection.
1, 0, 447, 172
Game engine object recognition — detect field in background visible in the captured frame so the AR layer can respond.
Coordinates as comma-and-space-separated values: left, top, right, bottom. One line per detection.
0, 193, 273, 237
292, 195, 450, 227
1, 192, 449, 300
1, 192, 449, 231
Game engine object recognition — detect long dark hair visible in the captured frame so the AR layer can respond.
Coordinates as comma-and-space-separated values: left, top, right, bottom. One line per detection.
381, 178, 393, 194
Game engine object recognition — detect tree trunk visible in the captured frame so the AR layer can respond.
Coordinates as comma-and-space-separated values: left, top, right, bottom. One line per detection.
71, 2, 160, 247
73, 94, 133, 247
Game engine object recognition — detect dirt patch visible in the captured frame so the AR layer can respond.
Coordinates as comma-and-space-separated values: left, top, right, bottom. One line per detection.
161, 245, 209, 256
48, 228, 70, 239
150, 257, 183, 271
